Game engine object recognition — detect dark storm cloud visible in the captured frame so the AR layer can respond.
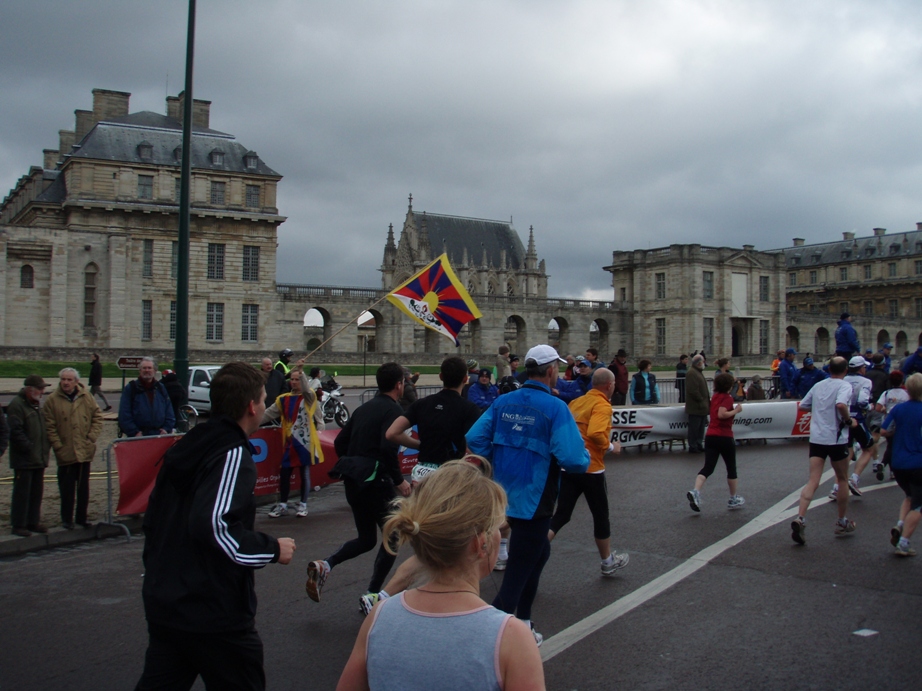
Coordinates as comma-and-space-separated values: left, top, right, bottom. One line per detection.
3, 0, 922, 298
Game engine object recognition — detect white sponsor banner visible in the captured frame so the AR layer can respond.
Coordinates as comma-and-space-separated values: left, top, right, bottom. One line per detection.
610, 401, 812, 447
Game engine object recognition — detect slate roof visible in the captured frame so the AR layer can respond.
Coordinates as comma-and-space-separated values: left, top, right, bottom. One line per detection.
410, 211, 527, 269
773, 231, 922, 267
67, 112, 280, 176
34, 171, 66, 204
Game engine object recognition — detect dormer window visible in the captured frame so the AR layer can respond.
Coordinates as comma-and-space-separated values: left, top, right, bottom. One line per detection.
890, 244, 900, 255
210, 149, 224, 166
841, 250, 851, 260
811, 253, 821, 264
173, 146, 182, 163
790, 256, 801, 266
138, 141, 153, 161
244, 151, 258, 169
865, 247, 875, 257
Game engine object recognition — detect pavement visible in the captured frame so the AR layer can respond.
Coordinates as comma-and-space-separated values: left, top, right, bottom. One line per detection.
0, 439, 918, 690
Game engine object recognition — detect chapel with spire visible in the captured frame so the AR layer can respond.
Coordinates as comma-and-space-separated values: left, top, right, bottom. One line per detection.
380, 194, 548, 299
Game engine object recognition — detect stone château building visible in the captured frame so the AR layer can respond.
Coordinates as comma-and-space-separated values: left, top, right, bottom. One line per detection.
777, 227, 922, 357
0, 88, 283, 352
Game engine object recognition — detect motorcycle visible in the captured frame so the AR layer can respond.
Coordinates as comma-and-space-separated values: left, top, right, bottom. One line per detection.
319, 376, 350, 428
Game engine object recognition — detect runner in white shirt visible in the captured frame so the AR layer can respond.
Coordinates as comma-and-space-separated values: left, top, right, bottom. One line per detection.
791, 357, 859, 544
874, 370, 909, 480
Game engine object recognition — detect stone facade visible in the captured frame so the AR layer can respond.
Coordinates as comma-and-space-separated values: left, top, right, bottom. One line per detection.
775, 228, 922, 357
1, 88, 284, 353
605, 244, 787, 362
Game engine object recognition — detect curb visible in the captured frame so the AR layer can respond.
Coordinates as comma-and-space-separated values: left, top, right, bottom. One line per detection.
0, 517, 143, 558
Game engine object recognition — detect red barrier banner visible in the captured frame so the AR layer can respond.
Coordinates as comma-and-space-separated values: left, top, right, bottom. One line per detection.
113, 435, 182, 515
114, 426, 419, 516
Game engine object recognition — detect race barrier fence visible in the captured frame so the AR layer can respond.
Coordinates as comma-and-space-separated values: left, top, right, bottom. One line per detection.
103, 399, 808, 530
104, 426, 422, 528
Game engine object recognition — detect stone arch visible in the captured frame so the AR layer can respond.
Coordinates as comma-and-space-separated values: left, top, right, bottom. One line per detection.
504, 315, 527, 356
303, 307, 332, 352
876, 330, 890, 350
461, 318, 482, 354
786, 326, 800, 352
357, 309, 382, 353
815, 327, 830, 357
548, 317, 569, 354
590, 318, 610, 356
896, 331, 908, 355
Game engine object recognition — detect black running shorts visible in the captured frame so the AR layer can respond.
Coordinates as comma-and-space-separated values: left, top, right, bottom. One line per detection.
893, 468, 922, 511
809, 443, 850, 463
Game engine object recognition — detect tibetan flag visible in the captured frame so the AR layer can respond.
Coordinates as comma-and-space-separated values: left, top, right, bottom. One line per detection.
386, 254, 482, 346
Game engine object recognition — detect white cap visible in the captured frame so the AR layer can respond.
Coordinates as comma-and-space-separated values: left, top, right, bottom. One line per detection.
524, 344, 566, 367
848, 355, 870, 368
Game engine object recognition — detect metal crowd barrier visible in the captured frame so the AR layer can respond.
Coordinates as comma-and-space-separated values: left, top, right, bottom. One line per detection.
101, 433, 184, 543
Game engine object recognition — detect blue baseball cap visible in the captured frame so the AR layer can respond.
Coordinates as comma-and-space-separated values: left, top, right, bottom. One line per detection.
785, 348, 797, 355
803, 357, 814, 366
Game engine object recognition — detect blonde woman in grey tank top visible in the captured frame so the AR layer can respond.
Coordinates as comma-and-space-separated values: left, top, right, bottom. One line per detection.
337, 460, 544, 690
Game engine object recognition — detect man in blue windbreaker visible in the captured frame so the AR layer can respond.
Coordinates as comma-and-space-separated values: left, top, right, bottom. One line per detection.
466, 344, 589, 647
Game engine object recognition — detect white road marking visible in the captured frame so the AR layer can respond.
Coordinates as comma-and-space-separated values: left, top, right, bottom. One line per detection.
541, 474, 898, 661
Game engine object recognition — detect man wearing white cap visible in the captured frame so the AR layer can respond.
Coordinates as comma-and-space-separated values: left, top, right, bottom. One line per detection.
466, 344, 589, 646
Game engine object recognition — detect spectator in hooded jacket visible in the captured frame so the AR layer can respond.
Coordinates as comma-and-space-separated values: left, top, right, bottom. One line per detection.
793, 357, 828, 399
468, 369, 500, 410
834, 312, 861, 358
778, 349, 799, 398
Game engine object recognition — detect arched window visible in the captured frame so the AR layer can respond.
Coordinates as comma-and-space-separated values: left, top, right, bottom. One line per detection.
84, 263, 98, 329
487, 282, 496, 296
20, 265, 33, 289
507, 281, 516, 297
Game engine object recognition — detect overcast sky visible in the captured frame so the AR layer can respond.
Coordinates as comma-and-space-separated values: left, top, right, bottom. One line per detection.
2, 0, 921, 299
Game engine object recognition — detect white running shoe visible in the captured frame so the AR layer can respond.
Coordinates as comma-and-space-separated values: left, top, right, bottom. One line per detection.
493, 556, 508, 571
530, 622, 543, 647
828, 485, 838, 500
601, 552, 630, 576
268, 502, 289, 518
727, 495, 745, 509
296, 502, 308, 518
687, 489, 701, 512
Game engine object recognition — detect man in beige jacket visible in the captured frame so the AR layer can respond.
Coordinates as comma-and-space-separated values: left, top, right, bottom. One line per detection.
43, 367, 103, 529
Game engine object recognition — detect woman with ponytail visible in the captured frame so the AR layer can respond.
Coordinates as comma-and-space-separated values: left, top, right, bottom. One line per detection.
337, 459, 544, 690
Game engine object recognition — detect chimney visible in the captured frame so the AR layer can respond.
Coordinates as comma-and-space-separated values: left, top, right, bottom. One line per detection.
74, 109, 94, 140
793, 238, 804, 247
92, 88, 130, 123
743, 244, 754, 251
842, 231, 855, 241
166, 96, 182, 120
43, 149, 59, 169
873, 227, 886, 237
192, 99, 211, 129
916, 222, 922, 231
169, 92, 211, 128
58, 129, 75, 156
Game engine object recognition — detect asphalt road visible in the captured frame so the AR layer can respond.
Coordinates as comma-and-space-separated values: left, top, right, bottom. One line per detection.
0, 440, 919, 690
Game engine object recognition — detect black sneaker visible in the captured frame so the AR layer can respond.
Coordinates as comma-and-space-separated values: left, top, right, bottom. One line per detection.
891, 525, 902, 547
791, 518, 806, 545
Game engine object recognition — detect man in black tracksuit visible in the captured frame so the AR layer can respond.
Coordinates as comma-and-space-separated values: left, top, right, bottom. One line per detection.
305, 362, 411, 603
136, 363, 295, 691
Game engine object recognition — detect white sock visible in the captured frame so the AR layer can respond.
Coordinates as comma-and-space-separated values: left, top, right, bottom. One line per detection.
602, 553, 615, 565
851, 473, 859, 483
322, 560, 331, 574
499, 539, 509, 560
379, 590, 390, 600
897, 520, 904, 529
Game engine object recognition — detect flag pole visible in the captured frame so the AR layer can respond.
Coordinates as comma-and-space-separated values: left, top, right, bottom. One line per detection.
301, 293, 391, 362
